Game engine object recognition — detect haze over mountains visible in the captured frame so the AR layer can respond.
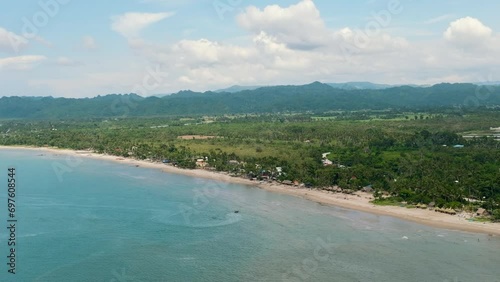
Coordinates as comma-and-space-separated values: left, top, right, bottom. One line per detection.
215, 82, 424, 93
1, 82, 499, 119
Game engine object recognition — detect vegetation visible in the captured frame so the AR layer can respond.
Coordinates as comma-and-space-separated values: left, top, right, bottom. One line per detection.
1, 108, 499, 217
492, 209, 500, 222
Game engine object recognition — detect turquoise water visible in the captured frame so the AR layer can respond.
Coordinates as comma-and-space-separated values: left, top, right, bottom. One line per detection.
0, 149, 499, 282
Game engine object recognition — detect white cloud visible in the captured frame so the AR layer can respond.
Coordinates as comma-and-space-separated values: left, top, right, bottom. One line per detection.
111, 12, 174, 39
172, 39, 254, 66
108, 0, 416, 93
253, 32, 288, 54
0, 27, 28, 53
333, 27, 409, 54
235, 0, 407, 55
444, 17, 494, 48
0, 55, 46, 70
237, 0, 329, 50
82, 36, 97, 50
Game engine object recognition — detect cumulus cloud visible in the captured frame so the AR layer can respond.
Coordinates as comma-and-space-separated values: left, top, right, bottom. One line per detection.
444, 17, 494, 48
333, 27, 408, 54
0, 27, 28, 53
117, 0, 419, 92
82, 36, 98, 50
172, 39, 254, 66
253, 32, 288, 54
0, 55, 46, 70
111, 12, 174, 39
237, 0, 329, 50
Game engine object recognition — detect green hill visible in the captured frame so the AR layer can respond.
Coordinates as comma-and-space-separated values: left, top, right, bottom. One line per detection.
1, 82, 499, 119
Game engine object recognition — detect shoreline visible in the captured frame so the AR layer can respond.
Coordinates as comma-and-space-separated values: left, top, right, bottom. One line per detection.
2, 145, 499, 236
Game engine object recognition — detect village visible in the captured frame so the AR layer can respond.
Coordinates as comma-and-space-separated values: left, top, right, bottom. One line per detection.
157, 151, 493, 223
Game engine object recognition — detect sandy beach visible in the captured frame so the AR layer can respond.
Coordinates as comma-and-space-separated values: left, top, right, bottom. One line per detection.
2, 145, 500, 236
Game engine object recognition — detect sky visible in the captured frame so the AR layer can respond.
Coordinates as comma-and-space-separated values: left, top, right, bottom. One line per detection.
1, 0, 500, 98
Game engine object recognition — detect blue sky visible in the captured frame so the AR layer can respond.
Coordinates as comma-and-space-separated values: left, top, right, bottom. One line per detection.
1, 0, 500, 97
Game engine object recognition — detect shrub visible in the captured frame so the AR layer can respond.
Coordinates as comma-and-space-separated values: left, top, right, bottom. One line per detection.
492, 209, 500, 222
445, 201, 463, 210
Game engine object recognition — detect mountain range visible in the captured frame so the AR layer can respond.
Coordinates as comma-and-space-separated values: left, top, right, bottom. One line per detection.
1, 82, 499, 119
214, 81, 423, 93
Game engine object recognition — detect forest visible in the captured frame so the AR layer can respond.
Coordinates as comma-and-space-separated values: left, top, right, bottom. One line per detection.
1, 109, 499, 220
1, 82, 500, 119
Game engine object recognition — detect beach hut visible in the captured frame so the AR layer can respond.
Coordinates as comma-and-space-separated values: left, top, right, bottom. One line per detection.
445, 209, 457, 215
476, 208, 488, 216
282, 180, 293, 186
435, 208, 447, 214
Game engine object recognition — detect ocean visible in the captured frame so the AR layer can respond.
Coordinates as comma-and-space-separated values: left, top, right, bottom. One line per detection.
0, 149, 499, 282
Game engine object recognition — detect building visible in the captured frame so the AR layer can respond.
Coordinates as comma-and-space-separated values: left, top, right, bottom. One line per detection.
476, 208, 488, 216
196, 157, 208, 168
322, 159, 333, 166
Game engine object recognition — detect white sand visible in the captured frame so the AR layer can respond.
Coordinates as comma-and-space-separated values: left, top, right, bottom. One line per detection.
2, 145, 500, 236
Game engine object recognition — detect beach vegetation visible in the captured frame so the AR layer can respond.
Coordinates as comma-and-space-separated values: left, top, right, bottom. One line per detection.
492, 210, 500, 222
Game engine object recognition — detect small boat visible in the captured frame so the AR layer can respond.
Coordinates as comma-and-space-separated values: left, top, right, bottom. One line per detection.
234, 210, 239, 214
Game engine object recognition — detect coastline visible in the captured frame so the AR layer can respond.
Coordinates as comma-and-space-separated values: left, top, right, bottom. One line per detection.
2, 145, 499, 236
